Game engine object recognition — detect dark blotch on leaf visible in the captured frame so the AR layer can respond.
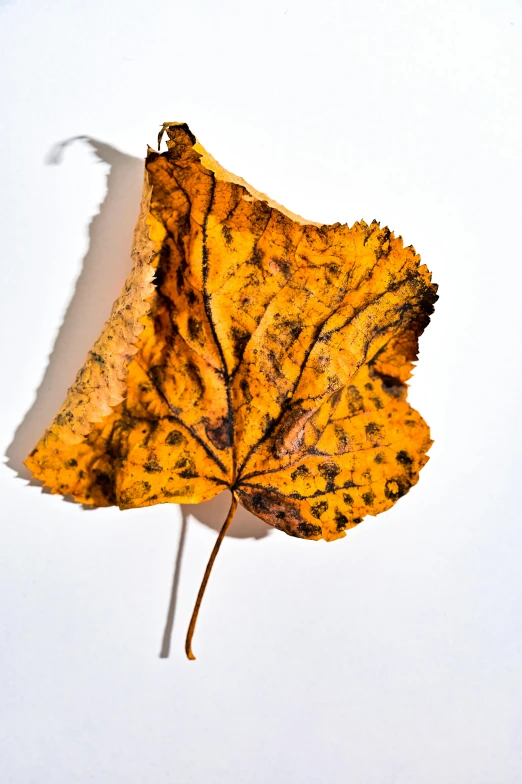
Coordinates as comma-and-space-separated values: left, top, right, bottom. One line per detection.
335, 510, 349, 531
94, 471, 116, 504
318, 461, 341, 480
187, 316, 203, 343
166, 430, 184, 446
346, 385, 365, 416
297, 522, 322, 538
222, 224, 233, 245
318, 460, 341, 492
143, 455, 163, 473
230, 325, 250, 360
205, 419, 232, 451
311, 500, 328, 519
384, 477, 409, 501
291, 464, 310, 481
365, 422, 382, 437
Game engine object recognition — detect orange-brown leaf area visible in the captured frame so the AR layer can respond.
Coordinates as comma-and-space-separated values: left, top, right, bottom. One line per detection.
26, 122, 437, 542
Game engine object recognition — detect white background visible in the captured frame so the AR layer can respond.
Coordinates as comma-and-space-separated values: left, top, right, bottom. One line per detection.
1, 1, 522, 782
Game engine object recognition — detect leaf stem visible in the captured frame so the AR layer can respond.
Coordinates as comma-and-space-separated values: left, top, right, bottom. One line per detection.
185, 492, 238, 660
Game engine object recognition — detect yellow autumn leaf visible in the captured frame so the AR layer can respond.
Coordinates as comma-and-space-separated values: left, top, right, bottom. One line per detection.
26, 122, 437, 658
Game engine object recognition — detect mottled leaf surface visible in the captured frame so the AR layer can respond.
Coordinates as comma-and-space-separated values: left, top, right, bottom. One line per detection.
26, 123, 437, 542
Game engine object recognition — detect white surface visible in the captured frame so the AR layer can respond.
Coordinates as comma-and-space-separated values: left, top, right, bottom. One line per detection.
2, 1, 522, 782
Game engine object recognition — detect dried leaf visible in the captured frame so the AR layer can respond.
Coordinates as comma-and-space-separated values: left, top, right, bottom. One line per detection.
26, 122, 437, 658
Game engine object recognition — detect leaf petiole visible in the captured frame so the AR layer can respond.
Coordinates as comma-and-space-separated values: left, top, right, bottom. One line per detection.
185, 492, 238, 660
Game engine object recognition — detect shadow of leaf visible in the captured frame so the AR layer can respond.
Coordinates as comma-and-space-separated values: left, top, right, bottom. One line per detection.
6, 136, 144, 484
